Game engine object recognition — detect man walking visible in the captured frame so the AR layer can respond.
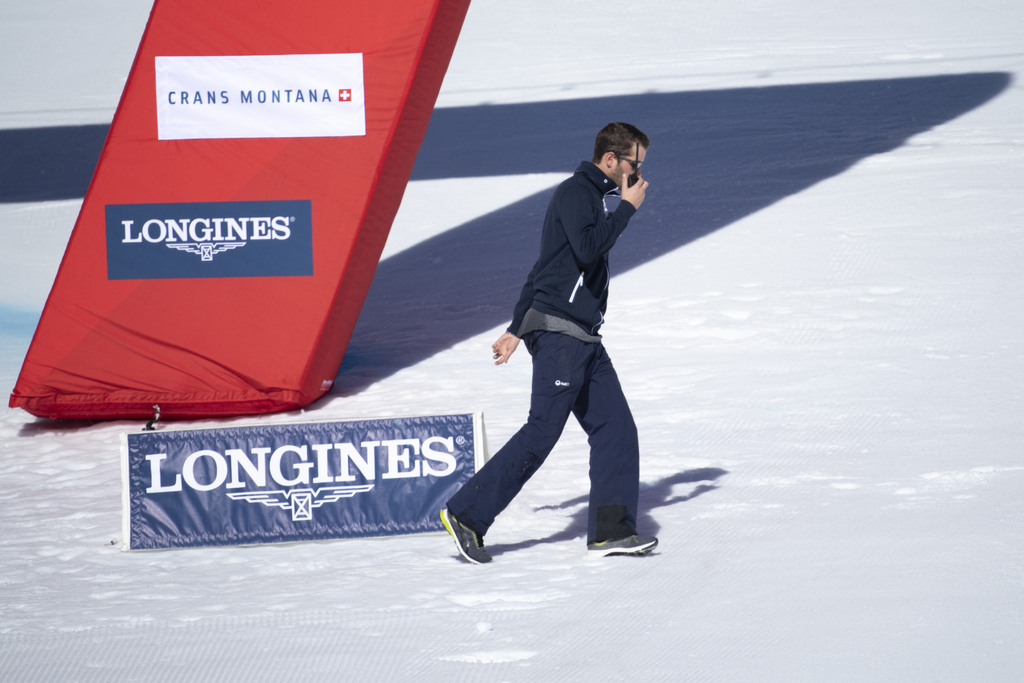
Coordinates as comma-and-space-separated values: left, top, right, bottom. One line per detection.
441, 122, 656, 563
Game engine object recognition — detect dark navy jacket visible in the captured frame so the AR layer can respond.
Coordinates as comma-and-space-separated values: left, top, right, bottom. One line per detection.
509, 161, 637, 337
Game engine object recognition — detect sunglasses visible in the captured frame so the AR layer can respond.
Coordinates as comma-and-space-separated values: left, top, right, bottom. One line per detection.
616, 143, 642, 187
614, 153, 643, 173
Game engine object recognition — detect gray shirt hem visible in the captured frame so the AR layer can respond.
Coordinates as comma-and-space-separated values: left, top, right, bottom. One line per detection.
514, 308, 602, 344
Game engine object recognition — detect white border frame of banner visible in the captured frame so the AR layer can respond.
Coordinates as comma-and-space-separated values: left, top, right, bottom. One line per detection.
120, 412, 489, 551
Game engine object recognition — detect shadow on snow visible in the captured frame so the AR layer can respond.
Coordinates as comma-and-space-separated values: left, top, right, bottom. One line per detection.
343, 73, 1006, 551
334, 72, 1010, 394
0, 124, 109, 203
0, 74, 1009, 389
6, 72, 1010, 440
486, 467, 729, 556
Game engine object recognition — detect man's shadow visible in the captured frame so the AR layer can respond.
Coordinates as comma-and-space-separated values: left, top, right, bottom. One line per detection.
487, 467, 728, 556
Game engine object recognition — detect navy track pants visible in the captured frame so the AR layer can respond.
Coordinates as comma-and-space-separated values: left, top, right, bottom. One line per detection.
447, 331, 640, 544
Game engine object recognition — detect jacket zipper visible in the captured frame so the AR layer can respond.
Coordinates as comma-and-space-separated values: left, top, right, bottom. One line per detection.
569, 272, 584, 303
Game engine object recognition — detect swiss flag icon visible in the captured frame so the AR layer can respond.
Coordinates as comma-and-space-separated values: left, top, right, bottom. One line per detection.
338, 89, 352, 101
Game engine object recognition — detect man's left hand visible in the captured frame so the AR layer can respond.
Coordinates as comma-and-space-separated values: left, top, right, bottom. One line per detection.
492, 333, 520, 365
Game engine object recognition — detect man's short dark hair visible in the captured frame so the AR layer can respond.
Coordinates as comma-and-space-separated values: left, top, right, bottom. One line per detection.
592, 122, 650, 163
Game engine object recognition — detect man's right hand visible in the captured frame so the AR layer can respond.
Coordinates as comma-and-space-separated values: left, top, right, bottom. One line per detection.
621, 171, 648, 210
492, 332, 520, 365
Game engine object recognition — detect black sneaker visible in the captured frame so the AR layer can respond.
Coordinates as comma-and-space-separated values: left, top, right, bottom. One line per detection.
440, 508, 492, 564
586, 535, 658, 557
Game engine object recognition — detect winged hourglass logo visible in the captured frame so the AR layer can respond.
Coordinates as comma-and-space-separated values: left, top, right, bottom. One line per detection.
227, 484, 374, 521
166, 241, 246, 261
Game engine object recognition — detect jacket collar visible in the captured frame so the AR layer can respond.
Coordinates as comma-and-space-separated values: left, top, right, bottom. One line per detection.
577, 161, 620, 196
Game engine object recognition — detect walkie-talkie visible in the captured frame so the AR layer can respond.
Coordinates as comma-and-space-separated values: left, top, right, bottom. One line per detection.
627, 142, 640, 188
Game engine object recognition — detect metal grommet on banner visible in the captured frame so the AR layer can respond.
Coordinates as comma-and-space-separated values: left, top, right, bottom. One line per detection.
144, 405, 161, 431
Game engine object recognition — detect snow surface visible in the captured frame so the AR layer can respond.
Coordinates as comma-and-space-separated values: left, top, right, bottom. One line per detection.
2, 0, 1024, 680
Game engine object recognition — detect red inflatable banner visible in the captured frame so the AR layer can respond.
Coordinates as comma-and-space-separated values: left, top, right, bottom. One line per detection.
11, 0, 471, 420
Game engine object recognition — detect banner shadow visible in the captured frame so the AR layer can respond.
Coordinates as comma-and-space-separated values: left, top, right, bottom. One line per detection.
334, 72, 1010, 394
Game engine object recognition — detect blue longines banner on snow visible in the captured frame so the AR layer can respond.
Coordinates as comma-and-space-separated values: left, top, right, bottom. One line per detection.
105, 199, 313, 280
120, 413, 488, 550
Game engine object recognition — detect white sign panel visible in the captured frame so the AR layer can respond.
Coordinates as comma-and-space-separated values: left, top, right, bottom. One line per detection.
155, 54, 366, 140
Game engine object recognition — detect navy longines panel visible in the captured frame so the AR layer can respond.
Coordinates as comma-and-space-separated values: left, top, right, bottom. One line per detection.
122, 414, 477, 550
105, 199, 313, 279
